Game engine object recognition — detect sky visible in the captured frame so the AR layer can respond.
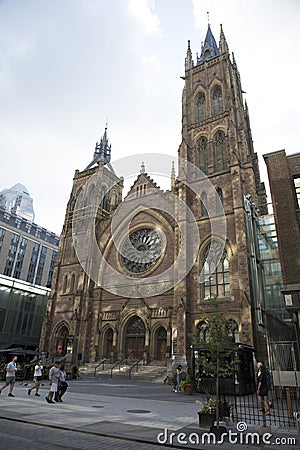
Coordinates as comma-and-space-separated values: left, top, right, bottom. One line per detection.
1, 0, 300, 234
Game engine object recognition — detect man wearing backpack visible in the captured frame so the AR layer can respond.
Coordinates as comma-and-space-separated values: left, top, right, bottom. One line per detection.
256, 361, 273, 414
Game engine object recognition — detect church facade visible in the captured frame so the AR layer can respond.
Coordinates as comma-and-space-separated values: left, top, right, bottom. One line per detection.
40, 25, 267, 367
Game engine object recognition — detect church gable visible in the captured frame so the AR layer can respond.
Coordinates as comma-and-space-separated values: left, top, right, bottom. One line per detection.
125, 171, 161, 200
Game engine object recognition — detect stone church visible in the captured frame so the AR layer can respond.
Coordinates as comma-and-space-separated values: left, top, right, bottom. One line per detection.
40, 24, 267, 368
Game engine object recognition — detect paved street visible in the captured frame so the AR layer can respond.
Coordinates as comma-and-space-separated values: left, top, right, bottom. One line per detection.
0, 378, 298, 449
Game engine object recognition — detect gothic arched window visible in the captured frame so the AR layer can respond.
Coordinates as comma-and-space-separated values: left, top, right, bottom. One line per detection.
211, 86, 223, 116
197, 136, 208, 174
196, 93, 206, 122
216, 188, 223, 215
70, 273, 76, 293
100, 185, 107, 211
201, 192, 208, 217
62, 275, 68, 293
200, 240, 229, 298
214, 131, 226, 172
226, 319, 239, 343
197, 321, 209, 342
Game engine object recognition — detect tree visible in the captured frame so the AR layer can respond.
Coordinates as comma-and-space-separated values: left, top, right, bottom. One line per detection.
196, 295, 235, 428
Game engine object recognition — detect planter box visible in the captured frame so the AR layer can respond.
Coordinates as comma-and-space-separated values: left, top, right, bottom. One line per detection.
198, 412, 216, 428
184, 383, 193, 395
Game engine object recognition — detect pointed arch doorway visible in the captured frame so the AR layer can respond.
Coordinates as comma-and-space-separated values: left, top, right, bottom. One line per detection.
55, 324, 69, 356
155, 326, 167, 360
125, 316, 145, 359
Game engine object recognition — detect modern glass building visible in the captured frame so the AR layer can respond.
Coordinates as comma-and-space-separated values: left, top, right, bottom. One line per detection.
0, 274, 50, 349
0, 190, 59, 350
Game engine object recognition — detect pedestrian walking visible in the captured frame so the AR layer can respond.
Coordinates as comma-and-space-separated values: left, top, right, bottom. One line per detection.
0, 355, 18, 397
45, 361, 60, 404
55, 365, 68, 402
256, 361, 272, 414
173, 364, 182, 393
28, 359, 43, 397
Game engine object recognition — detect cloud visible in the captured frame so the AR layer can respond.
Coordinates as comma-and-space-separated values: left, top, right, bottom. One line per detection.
128, 0, 163, 38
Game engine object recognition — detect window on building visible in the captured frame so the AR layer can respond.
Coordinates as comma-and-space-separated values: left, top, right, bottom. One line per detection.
47, 250, 57, 288
63, 275, 68, 293
197, 321, 209, 342
196, 93, 206, 122
70, 273, 76, 292
13, 237, 28, 279
0, 227, 6, 252
214, 130, 226, 172
294, 176, 300, 208
136, 184, 147, 197
197, 137, 208, 174
26, 242, 40, 284
35, 246, 47, 285
201, 192, 208, 217
216, 188, 223, 215
4, 233, 19, 277
225, 319, 239, 342
211, 86, 223, 116
200, 240, 229, 298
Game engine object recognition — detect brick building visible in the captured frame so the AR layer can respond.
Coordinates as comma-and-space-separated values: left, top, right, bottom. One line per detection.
263, 150, 300, 362
40, 24, 267, 367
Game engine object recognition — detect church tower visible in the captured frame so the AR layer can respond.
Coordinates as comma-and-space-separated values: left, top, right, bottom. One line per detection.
39, 126, 124, 361
174, 23, 267, 359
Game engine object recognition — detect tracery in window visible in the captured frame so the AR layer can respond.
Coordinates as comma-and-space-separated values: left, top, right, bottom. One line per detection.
196, 92, 206, 122
214, 131, 226, 172
200, 240, 229, 298
211, 86, 223, 116
225, 319, 239, 343
197, 137, 208, 174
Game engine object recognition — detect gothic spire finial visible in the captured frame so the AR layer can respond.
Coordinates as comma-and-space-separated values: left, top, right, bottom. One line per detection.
219, 23, 229, 53
84, 123, 113, 171
140, 162, 145, 174
185, 39, 194, 70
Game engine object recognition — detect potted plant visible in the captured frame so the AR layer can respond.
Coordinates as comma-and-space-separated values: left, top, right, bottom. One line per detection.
179, 380, 194, 395
198, 399, 216, 428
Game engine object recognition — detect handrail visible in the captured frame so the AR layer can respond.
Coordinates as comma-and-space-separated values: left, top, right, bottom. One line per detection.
93, 358, 108, 377
110, 351, 135, 378
128, 356, 144, 380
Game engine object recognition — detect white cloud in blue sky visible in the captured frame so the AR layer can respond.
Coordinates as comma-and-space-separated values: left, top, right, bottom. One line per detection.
0, 0, 299, 233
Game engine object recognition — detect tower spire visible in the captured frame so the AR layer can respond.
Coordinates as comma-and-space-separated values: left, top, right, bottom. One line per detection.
185, 40, 194, 71
197, 23, 220, 65
219, 24, 229, 53
84, 124, 115, 174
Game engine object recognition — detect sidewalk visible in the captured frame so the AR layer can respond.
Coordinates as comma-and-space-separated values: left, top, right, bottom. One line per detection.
0, 379, 298, 449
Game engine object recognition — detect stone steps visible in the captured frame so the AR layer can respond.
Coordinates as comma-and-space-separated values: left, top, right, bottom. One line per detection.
79, 360, 168, 383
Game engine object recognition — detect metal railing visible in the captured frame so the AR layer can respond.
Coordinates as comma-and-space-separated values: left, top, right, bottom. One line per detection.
128, 356, 144, 379
93, 358, 108, 377
110, 351, 135, 378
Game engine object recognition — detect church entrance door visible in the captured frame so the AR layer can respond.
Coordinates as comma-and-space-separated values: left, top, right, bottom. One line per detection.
155, 327, 167, 360
125, 316, 145, 359
104, 328, 113, 360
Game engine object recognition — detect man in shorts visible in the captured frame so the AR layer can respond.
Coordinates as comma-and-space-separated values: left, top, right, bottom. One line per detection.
28, 359, 43, 397
0, 355, 18, 397
45, 361, 60, 404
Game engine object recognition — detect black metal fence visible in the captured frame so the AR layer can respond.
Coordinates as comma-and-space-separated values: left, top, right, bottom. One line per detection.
228, 385, 300, 428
